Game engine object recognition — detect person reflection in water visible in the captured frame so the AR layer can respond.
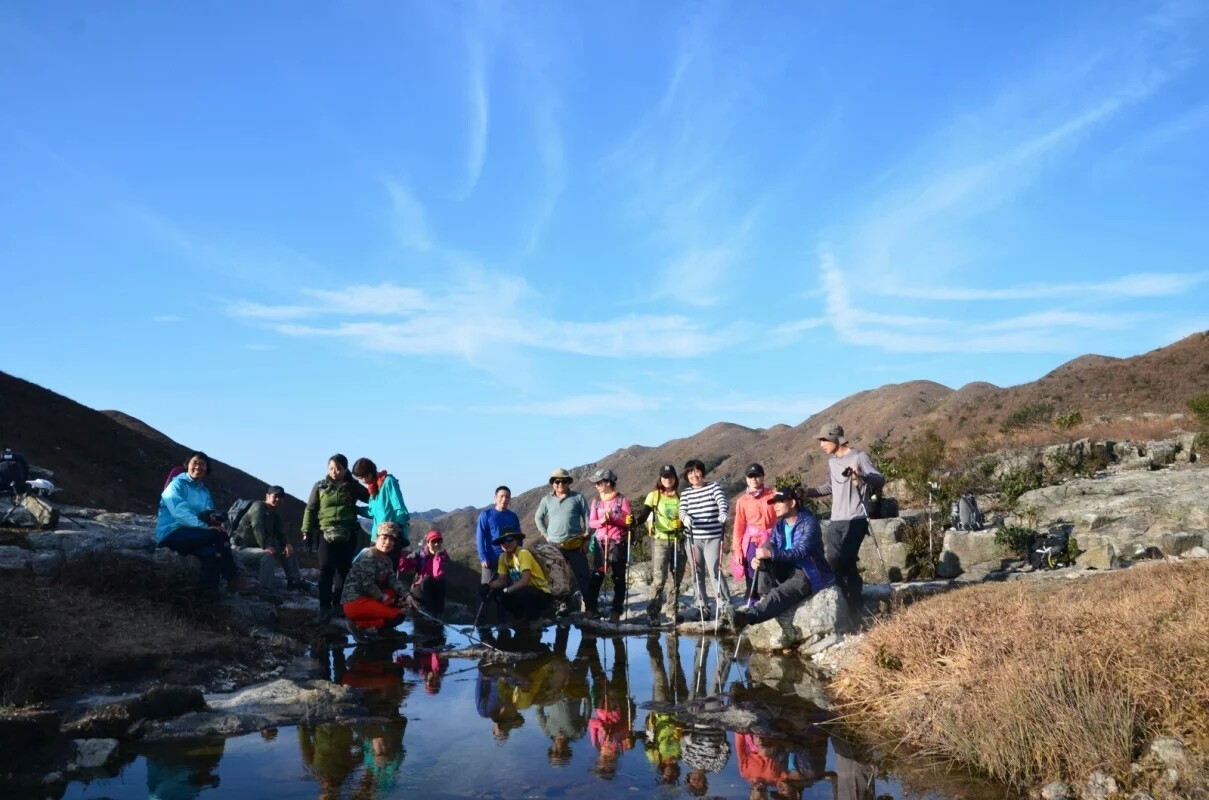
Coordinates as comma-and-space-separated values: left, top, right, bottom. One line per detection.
537, 627, 592, 767
298, 723, 361, 800
587, 637, 635, 779
681, 638, 732, 797
736, 728, 829, 800
144, 738, 224, 800
357, 720, 406, 794
642, 633, 688, 785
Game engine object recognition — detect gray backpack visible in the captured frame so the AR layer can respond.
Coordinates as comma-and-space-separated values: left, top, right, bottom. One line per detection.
956, 493, 984, 531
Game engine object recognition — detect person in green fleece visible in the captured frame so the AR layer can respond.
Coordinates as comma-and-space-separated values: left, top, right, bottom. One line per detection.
303, 454, 370, 624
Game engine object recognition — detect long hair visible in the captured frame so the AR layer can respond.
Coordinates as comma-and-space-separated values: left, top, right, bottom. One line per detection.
653, 469, 679, 493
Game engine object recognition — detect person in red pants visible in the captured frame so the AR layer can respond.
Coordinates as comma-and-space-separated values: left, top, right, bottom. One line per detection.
341, 521, 408, 639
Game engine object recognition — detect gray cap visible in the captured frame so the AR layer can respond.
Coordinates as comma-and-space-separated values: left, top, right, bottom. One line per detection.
589, 468, 617, 484
817, 423, 848, 445
267, 485, 285, 496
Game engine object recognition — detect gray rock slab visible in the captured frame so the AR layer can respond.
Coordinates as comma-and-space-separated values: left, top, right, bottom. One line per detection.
0, 545, 31, 572
742, 587, 853, 651
70, 738, 119, 770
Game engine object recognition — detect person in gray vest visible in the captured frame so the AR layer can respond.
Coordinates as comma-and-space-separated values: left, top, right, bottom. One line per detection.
234, 485, 307, 591
534, 468, 590, 614
803, 423, 885, 609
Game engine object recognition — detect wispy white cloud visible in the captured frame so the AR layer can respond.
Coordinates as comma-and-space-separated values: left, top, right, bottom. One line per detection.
231, 273, 736, 363
458, 38, 490, 200
770, 317, 826, 337
383, 179, 433, 252
813, 4, 1205, 355
875, 272, 1205, 301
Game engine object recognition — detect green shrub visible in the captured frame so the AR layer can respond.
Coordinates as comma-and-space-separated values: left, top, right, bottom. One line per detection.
1187, 394, 1209, 427
996, 465, 1045, 505
1053, 410, 1083, 430
1000, 402, 1056, 434
894, 429, 947, 504
994, 523, 1036, 557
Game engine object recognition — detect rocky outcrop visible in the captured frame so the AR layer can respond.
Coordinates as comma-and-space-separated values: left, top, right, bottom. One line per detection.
742, 587, 854, 654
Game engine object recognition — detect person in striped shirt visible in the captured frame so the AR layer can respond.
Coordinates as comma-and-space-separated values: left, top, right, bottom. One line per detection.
677, 459, 733, 626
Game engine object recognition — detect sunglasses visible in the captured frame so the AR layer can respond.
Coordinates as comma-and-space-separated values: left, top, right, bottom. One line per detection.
501, 536, 521, 544
553, 479, 571, 485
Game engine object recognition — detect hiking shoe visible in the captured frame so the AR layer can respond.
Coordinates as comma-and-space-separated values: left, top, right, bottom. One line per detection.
584, 609, 600, 620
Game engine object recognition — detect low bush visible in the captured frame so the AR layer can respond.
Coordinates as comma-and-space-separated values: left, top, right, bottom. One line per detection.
993, 523, 1036, 557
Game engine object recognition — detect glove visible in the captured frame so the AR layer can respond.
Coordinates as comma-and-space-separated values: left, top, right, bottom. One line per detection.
489, 587, 506, 602
478, 583, 491, 599
624, 514, 633, 527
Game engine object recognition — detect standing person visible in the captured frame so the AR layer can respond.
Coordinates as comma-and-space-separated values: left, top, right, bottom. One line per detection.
730, 463, 777, 609
340, 521, 408, 640
803, 424, 885, 609
303, 454, 370, 624
678, 459, 733, 626
475, 486, 519, 589
534, 468, 590, 613
156, 451, 249, 594
233, 485, 306, 591
733, 486, 834, 629
643, 464, 685, 625
399, 530, 449, 616
482, 529, 554, 622
351, 457, 411, 555
586, 468, 632, 621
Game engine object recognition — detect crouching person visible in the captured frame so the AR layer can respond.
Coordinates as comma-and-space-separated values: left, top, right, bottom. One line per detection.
481, 529, 553, 622
400, 530, 449, 616
156, 451, 249, 594
734, 486, 834, 628
233, 485, 306, 591
341, 522, 408, 638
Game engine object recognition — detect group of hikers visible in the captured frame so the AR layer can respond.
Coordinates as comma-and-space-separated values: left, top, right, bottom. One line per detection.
155, 451, 447, 640
152, 420, 884, 637
472, 421, 884, 633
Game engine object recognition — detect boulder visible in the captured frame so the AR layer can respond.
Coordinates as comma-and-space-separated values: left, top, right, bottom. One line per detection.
1041, 781, 1077, 800
70, 738, 119, 770
1157, 532, 1203, 557
0, 545, 31, 573
1084, 769, 1120, 799
742, 586, 854, 653
1076, 543, 1118, 570
936, 530, 1013, 578
1144, 441, 1178, 470
1184, 546, 1209, 559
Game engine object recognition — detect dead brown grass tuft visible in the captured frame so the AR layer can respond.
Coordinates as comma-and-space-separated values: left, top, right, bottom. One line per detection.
832, 561, 1209, 788
0, 554, 257, 705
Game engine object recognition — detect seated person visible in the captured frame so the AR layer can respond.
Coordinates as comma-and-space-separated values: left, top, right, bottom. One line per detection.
480, 529, 553, 622
735, 486, 834, 628
341, 521, 408, 636
233, 485, 307, 590
0, 448, 30, 496
155, 451, 248, 593
399, 530, 449, 616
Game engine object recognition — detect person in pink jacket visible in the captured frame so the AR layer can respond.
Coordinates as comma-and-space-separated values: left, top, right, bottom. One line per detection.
586, 468, 632, 621
400, 530, 449, 616
730, 463, 778, 608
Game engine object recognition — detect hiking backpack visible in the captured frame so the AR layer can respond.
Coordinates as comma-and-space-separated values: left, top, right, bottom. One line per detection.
0, 449, 30, 494
529, 537, 574, 598
956, 493, 985, 531
1030, 531, 1072, 570
226, 498, 255, 534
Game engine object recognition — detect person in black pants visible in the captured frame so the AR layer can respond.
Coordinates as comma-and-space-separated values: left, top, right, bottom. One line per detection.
302, 454, 370, 624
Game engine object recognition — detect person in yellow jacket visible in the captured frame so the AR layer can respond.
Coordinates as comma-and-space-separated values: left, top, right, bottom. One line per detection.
643, 464, 685, 624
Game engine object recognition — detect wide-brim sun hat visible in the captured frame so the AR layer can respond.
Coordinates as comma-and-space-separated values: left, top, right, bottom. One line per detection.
817, 423, 848, 445
548, 468, 573, 485
492, 528, 525, 545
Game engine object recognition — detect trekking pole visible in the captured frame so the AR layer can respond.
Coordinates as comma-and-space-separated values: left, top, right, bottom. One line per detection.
726, 568, 758, 686
468, 598, 487, 631
413, 603, 501, 653
625, 516, 632, 624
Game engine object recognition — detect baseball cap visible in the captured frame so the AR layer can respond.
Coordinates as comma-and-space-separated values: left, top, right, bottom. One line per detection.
658, 464, 677, 478
744, 463, 765, 478
267, 485, 285, 496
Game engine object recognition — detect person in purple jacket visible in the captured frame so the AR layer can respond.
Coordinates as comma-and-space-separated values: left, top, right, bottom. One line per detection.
734, 485, 834, 628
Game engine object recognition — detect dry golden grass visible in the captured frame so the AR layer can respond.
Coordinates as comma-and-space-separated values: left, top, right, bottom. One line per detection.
832, 561, 1209, 789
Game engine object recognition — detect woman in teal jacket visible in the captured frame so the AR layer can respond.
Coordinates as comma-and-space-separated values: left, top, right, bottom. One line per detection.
352, 457, 411, 563
155, 451, 247, 592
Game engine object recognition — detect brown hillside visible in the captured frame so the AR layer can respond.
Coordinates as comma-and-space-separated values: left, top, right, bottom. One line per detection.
0, 371, 305, 532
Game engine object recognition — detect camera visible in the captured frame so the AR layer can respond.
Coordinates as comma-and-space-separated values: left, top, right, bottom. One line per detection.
841, 466, 854, 478
199, 509, 224, 527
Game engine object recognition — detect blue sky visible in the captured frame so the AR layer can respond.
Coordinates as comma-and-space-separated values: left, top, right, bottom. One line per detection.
3, 1, 1207, 511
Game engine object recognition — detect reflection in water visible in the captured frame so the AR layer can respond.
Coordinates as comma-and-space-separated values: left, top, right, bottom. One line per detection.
66, 623, 981, 799
143, 738, 224, 800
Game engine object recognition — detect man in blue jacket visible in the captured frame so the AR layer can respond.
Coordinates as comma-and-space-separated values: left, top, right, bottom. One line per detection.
734, 486, 834, 628
476, 486, 520, 587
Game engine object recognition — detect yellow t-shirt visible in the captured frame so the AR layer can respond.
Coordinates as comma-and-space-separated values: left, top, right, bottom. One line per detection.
497, 548, 550, 594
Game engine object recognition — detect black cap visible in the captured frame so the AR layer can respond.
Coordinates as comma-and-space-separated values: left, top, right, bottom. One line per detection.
658, 464, 677, 477
768, 488, 798, 505
744, 463, 765, 478
267, 485, 285, 496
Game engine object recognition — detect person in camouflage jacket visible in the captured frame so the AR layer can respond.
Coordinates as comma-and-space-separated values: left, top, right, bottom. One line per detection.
341, 521, 408, 636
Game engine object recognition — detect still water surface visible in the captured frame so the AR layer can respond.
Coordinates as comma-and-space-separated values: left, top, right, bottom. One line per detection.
62, 621, 983, 800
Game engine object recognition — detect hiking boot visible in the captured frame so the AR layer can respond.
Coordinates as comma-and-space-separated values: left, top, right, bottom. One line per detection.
646, 607, 660, 625
584, 609, 600, 621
